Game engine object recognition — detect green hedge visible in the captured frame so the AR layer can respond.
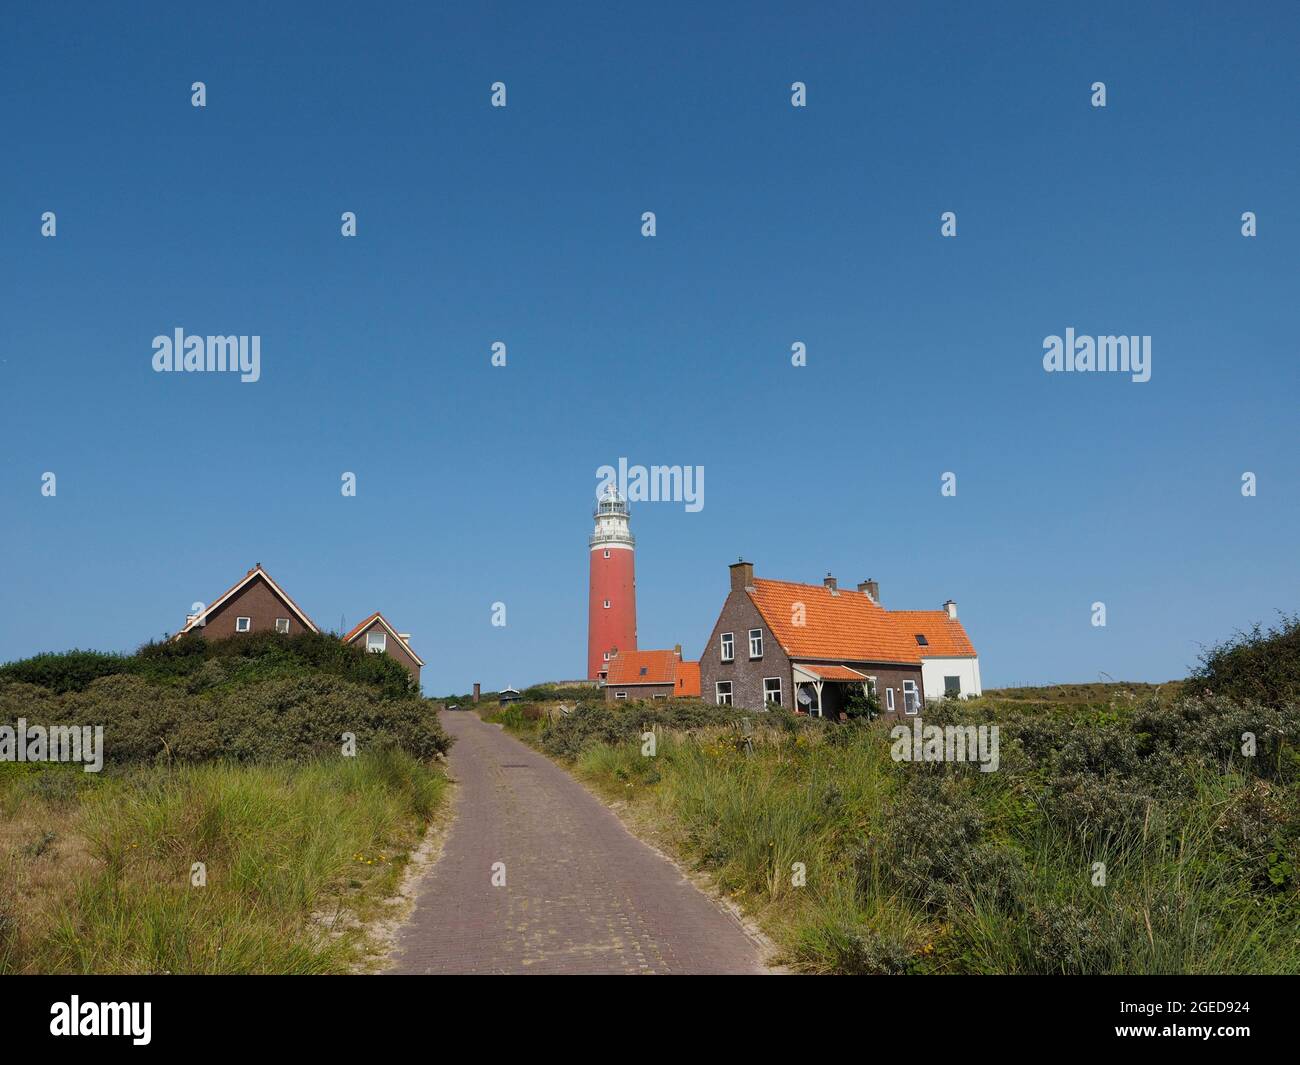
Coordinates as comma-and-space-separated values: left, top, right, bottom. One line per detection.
0, 630, 418, 700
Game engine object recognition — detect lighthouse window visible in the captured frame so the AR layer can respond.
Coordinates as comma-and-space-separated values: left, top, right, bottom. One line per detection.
603, 599, 611, 609
603, 549, 610, 558
748, 629, 763, 658
720, 633, 734, 662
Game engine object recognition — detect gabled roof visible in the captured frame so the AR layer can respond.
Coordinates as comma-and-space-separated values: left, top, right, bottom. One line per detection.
343, 612, 425, 667
606, 649, 701, 696
747, 578, 922, 665
889, 610, 977, 657
175, 564, 319, 638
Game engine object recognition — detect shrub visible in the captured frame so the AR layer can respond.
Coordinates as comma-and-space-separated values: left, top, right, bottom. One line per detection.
1189, 613, 1300, 709
0, 650, 129, 694
0, 673, 448, 768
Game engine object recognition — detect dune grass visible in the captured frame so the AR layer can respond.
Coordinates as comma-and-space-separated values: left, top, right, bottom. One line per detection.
498, 696, 1300, 974
0, 749, 445, 974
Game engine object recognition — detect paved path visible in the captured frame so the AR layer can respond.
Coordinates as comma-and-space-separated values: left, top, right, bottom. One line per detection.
388, 711, 768, 974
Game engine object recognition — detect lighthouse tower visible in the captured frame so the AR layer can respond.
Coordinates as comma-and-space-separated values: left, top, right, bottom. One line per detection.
588, 483, 637, 680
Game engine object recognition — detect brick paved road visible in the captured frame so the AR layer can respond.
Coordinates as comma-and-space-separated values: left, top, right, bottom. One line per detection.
388, 710, 768, 974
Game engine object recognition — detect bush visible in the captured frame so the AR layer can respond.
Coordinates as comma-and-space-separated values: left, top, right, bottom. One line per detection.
1, 631, 419, 700
1189, 613, 1300, 709
537, 699, 814, 760
0, 673, 448, 769
0, 650, 129, 694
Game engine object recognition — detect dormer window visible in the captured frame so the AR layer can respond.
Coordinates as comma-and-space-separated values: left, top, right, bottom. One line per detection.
915, 634, 929, 646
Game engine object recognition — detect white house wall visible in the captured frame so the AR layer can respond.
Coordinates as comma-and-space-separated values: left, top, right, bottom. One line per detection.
921, 657, 982, 700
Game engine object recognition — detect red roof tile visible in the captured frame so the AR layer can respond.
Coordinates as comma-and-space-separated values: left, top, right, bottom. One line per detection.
796, 664, 870, 681
890, 611, 977, 657
748, 578, 922, 665
606, 649, 700, 696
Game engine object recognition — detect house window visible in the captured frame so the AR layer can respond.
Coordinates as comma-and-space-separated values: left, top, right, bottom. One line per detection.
915, 634, 929, 647
720, 633, 734, 662
904, 680, 920, 715
603, 599, 611, 609
748, 628, 763, 659
235, 617, 251, 633
866, 676, 878, 697
367, 631, 387, 653
614, 691, 627, 700
763, 677, 782, 707
886, 687, 895, 713
275, 618, 290, 634
639, 666, 648, 676
653, 693, 668, 700
944, 675, 961, 696
715, 681, 733, 706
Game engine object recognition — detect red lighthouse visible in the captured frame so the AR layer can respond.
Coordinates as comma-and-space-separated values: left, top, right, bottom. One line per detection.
588, 483, 637, 680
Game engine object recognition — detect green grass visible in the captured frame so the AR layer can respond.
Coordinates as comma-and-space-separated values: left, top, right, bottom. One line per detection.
0, 749, 446, 974
495, 692, 1300, 974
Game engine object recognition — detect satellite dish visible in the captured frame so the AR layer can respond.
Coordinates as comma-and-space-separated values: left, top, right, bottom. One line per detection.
797, 688, 812, 706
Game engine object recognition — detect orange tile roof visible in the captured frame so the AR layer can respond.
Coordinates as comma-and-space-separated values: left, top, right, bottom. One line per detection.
606, 649, 700, 696
675, 660, 701, 698
748, 578, 922, 665
890, 611, 977, 657
796, 664, 870, 681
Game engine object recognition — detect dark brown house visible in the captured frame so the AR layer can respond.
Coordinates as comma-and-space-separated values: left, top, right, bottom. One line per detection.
343, 612, 424, 686
699, 561, 926, 719
173, 564, 320, 640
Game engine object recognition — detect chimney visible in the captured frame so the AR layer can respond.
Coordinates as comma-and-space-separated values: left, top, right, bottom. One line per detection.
944, 599, 957, 619
673, 643, 682, 659
858, 579, 880, 603
472, 682, 481, 703
823, 573, 837, 591
729, 559, 754, 592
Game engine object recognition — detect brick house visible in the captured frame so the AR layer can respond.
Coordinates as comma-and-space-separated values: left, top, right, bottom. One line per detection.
604, 646, 701, 702
173, 564, 320, 640
343, 612, 424, 686
699, 561, 934, 719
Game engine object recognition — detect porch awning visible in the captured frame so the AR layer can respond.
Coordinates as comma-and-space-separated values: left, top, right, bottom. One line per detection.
792, 663, 869, 683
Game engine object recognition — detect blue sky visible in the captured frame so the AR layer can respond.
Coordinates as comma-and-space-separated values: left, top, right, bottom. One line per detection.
2, 1, 1296, 693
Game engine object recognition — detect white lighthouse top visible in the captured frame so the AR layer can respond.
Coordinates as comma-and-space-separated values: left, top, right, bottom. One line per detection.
591, 483, 635, 548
